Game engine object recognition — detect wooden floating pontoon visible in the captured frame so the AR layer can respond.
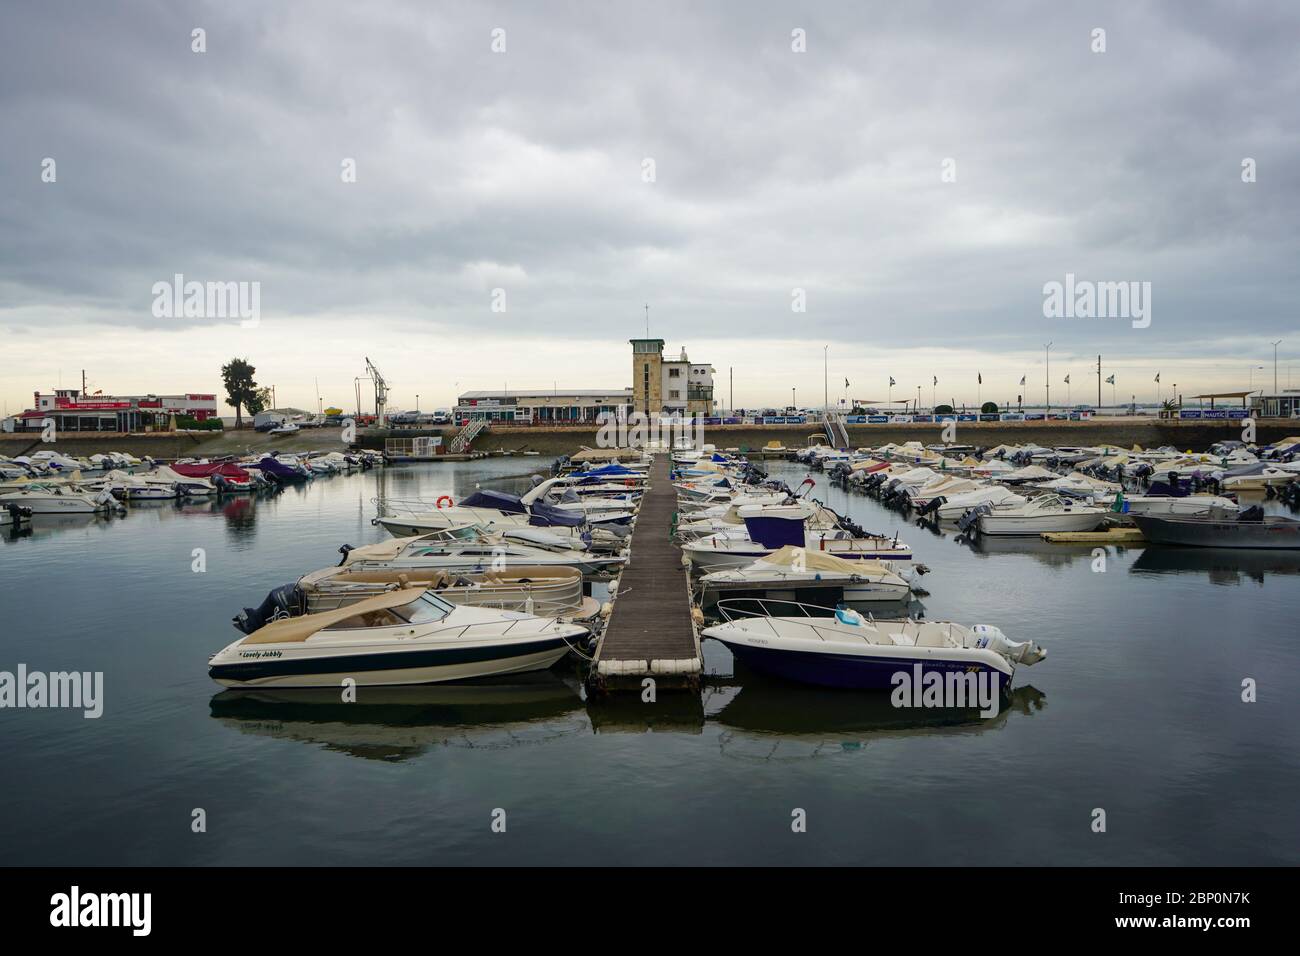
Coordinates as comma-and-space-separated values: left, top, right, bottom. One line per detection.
588, 454, 702, 692
1040, 527, 1146, 544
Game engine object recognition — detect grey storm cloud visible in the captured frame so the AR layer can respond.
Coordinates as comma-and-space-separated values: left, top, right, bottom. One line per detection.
1, 0, 1297, 355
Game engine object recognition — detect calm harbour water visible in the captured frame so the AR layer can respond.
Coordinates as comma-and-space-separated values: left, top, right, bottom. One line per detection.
1, 457, 1297, 866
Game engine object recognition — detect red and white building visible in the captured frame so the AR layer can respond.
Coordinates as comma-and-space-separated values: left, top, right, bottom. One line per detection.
17, 388, 219, 432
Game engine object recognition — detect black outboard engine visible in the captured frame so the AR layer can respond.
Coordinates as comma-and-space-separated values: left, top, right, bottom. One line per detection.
956, 503, 991, 536
916, 495, 945, 517
233, 583, 303, 634
337, 543, 355, 566
1237, 505, 1265, 523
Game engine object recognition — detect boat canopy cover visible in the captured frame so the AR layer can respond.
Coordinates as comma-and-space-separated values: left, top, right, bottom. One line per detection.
750, 545, 890, 576
339, 535, 427, 565
528, 501, 585, 527
1146, 479, 1189, 497
251, 456, 304, 478
738, 505, 807, 548
571, 463, 640, 477
171, 462, 251, 480
459, 489, 526, 513
243, 588, 433, 644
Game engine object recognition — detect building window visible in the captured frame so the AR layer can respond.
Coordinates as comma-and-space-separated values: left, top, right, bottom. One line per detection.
668, 368, 681, 378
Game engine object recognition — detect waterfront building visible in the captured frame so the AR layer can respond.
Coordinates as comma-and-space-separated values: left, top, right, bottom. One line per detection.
455, 389, 633, 424
16, 387, 219, 432
629, 338, 715, 416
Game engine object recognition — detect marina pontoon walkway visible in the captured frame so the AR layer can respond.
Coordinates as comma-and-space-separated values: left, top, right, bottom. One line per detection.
590, 454, 701, 691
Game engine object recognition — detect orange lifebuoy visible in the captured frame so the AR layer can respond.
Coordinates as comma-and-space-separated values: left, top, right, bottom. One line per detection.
436, 495, 454, 509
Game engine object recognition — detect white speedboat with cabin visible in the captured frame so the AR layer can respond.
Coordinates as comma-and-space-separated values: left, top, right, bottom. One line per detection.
703, 601, 1045, 692
972, 494, 1106, 536
209, 589, 587, 688
933, 485, 1027, 522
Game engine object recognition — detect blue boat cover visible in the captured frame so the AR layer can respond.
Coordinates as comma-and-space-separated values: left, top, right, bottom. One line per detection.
460, 490, 526, 514
527, 501, 585, 527
743, 512, 806, 548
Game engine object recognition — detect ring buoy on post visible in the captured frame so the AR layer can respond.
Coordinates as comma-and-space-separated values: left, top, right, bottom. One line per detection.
436, 495, 454, 509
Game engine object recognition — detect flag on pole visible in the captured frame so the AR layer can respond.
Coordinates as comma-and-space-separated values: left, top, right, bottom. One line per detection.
1064, 374, 1070, 384
1019, 375, 1026, 386
889, 376, 896, 386
1105, 374, 1115, 384
1154, 372, 1160, 383
932, 376, 938, 386
978, 372, 982, 384
844, 378, 849, 388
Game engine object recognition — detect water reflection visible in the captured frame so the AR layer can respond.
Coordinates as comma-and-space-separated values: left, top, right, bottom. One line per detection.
209, 673, 586, 761
955, 533, 1111, 567
1131, 546, 1300, 585
707, 673, 1046, 761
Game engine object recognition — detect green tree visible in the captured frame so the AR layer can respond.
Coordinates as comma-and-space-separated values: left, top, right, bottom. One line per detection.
221, 358, 259, 427
247, 386, 272, 417
934, 403, 954, 415
981, 401, 999, 414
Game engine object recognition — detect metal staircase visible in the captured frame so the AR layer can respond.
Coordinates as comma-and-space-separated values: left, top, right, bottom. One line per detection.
448, 418, 487, 453
823, 410, 851, 449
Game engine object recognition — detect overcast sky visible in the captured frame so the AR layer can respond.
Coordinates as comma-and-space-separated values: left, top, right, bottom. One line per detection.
3, 0, 1298, 414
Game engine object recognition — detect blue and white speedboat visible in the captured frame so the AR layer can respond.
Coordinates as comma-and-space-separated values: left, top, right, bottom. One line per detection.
703, 601, 1045, 692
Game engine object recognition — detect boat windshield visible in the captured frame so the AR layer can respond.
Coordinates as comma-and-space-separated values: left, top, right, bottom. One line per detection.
393, 592, 455, 623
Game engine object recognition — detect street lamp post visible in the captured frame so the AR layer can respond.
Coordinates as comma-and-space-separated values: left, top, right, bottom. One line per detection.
1044, 342, 1052, 413
1272, 340, 1282, 394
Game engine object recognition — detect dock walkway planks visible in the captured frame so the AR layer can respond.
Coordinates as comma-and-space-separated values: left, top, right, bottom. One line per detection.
590, 454, 701, 690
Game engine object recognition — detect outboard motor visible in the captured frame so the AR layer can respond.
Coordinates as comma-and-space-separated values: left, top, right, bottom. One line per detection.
1237, 505, 1265, 523
969, 624, 1046, 666
956, 503, 991, 536
337, 543, 356, 566
233, 583, 303, 634
916, 495, 945, 518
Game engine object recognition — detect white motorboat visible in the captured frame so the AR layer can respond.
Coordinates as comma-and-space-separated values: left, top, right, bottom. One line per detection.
933, 485, 1027, 521
699, 546, 913, 604
703, 600, 1045, 691
377, 479, 633, 536
1116, 482, 1237, 518
209, 589, 587, 688
339, 532, 625, 577
234, 565, 599, 633
0, 484, 121, 514
973, 494, 1105, 536
682, 505, 911, 568
270, 422, 300, 435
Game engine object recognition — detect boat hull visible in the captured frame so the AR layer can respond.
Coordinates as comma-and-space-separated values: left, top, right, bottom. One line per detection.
977, 512, 1103, 536
209, 636, 572, 688
715, 639, 1010, 693
1131, 514, 1300, 550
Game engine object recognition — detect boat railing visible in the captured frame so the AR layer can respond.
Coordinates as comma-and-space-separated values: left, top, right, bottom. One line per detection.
372, 496, 454, 518
715, 597, 881, 643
